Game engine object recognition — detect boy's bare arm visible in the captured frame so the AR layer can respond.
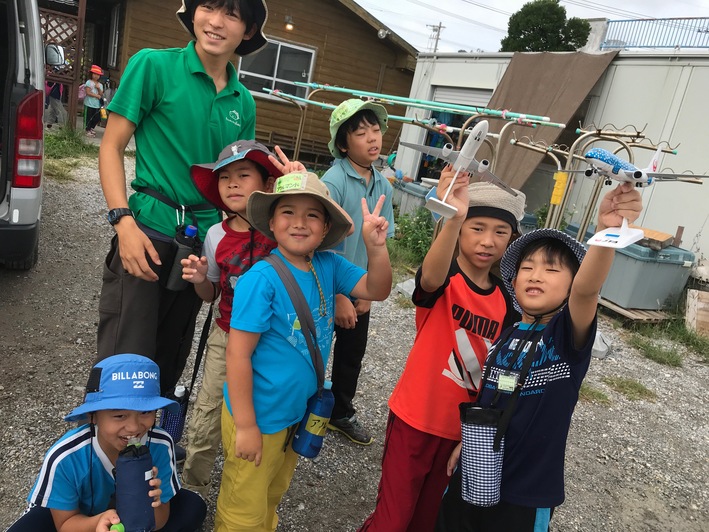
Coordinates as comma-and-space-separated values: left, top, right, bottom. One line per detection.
226, 329, 263, 466
99, 113, 161, 281
52, 508, 111, 532
420, 167, 470, 292
569, 183, 642, 344
352, 196, 392, 301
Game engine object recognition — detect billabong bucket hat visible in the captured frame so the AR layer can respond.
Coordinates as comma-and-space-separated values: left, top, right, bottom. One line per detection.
328, 99, 389, 159
247, 172, 353, 251
65, 354, 179, 422
467, 182, 526, 233
500, 228, 587, 313
176, 0, 268, 56
191, 140, 283, 213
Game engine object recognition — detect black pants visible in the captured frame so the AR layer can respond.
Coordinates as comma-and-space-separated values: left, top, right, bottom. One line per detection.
7, 488, 207, 531
435, 468, 554, 532
97, 234, 203, 394
85, 105, 101, 131
331, 310, 370, 420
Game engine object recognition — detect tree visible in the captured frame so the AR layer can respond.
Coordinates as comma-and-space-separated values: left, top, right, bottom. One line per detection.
500, 0, 591, 52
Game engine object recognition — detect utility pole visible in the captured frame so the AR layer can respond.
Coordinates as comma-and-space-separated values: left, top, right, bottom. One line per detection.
426, 22, 445, 52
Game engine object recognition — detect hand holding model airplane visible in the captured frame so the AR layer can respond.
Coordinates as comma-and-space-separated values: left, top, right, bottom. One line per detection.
400, 120, 517, 219
573, 147, 707, 248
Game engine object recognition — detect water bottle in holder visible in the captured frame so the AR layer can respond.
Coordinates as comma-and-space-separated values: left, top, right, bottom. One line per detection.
158, 385, 188, 445
165, 225, 199, 291
114, 437, 155, 532
292, 381, 334, 458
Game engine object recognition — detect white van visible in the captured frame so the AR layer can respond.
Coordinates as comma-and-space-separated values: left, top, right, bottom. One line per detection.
0, 0, 63, 269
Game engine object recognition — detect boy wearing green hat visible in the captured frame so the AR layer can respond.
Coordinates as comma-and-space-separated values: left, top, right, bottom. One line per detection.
321, 99, 396, 445
97, 0, 268, 405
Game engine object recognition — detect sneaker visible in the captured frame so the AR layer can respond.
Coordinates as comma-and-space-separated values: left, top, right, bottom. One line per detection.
175, 444, 186, 464
327, 415, 373, 445
85, 129, 95, 137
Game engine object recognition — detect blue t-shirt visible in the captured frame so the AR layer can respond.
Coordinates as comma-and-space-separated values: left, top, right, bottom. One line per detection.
477, 306, 597, 507
27, 424, 179, 514
225, 248, 365, 433
321, 158, 395, 268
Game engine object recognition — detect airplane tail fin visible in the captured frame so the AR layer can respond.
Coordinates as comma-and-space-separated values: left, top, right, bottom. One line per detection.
646, 148, 663, 173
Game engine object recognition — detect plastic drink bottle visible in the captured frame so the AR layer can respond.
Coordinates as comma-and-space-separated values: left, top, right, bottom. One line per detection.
165, 225, 198, 291
292, 381, 334, 458
114, 437, 155, 532
159, 385, 188, 445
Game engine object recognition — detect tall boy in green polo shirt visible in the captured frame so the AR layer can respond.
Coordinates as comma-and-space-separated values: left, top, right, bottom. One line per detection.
97, 0, 268, 398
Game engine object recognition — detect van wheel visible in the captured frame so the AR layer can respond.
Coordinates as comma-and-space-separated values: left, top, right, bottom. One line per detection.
6, 240, 39, 270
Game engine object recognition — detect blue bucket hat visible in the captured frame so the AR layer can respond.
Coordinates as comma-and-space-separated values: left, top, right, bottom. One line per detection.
500, 228, 587, 313
65, 354, 179, 422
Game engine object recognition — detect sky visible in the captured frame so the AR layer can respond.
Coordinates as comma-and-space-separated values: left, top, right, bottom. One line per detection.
352, 0, 709, 52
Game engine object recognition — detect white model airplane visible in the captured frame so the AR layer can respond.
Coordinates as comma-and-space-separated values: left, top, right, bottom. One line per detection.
577, 148, 705, 248
400, 120, 517, 218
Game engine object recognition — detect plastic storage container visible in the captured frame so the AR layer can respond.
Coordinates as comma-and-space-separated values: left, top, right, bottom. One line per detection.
399, 182, 429, 216
564, 223, 695, 310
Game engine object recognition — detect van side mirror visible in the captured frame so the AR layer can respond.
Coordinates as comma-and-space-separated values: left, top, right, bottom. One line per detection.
45, 44, 65, 66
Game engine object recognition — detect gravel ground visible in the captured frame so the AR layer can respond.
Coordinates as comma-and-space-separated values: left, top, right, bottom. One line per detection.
0, 158, 707, 531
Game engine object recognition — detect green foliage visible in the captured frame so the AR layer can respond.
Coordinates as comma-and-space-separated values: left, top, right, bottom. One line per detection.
44, 159, 81, 182
601, 376, 656, 402
44, 126, 99, 159
534, 203, 569, 231
579, 382, 611, 405
630, 318, 709, 364
500, 0, 591, 52
627, 335, 683, 367
390, 207, 434, 267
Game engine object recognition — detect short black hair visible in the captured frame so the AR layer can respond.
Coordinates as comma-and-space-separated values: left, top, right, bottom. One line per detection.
515, 237, 581, 278
192, 0, 256, 30
334, 109, 381, 157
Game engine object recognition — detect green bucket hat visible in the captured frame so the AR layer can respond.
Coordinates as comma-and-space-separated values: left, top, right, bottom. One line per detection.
328, 99, 389, 159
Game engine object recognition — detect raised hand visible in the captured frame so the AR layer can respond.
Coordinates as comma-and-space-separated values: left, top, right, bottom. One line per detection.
437, 164, 471, 219
181, 254, 208, 284
361, 195, 389, 248
597, 183, 643, 230
268, 145, 307, 176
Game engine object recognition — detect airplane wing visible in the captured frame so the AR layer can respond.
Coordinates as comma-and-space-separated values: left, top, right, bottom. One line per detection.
399, 141, 459, 165
648, 173, 708, 184
470, 161, 519, 197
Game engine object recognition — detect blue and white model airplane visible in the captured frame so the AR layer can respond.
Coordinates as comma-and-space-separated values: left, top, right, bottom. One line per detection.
400, 120, 517, 218
578, 148, 705, 248
580, 147, 704, 187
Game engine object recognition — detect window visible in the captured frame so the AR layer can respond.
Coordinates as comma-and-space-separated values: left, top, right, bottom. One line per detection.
238, 40, 315, 98
107, 4, 120, 68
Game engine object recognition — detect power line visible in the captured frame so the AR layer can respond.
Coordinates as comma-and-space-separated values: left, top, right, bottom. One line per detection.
561, 0, 652, 20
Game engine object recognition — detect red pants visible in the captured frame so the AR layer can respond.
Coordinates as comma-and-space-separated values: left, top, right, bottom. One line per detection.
360, 412, 459, 532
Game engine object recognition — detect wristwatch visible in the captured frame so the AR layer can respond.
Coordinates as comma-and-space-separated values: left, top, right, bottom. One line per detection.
107, 208, 133, 226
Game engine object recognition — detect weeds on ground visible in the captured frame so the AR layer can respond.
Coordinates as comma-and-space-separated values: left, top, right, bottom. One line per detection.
629, 318, 709, 364
45, 126, 99, 159
602, 376, 656, 402
389, 207, 433, 268
579, 382, 611, 405
627, 335, 683, 367
44, 159, 81, 182
394, 294, 415, 309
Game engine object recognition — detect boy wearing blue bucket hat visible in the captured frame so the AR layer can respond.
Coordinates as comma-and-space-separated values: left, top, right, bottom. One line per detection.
8, 355, 206, 532
436, 183, 643, 532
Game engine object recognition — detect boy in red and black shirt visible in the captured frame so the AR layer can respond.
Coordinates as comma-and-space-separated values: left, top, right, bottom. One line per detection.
361, 168, 525, 532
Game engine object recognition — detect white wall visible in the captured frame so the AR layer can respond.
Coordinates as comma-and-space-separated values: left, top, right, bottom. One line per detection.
400, 50, 709, 259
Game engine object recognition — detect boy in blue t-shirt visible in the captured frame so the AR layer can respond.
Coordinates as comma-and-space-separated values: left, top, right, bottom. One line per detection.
436, 183, 643, 532
8, 354, 206, 532
214, 172, 392, 531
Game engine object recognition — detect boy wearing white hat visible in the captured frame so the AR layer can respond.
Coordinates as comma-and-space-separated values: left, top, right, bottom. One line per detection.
215, 172, 392, 531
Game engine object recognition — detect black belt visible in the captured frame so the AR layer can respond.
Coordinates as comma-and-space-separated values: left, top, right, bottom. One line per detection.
134, 186, 217, 230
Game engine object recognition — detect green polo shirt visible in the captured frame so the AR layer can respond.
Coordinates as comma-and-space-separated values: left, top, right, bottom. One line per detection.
322, 158, 395, 269
108, 41, 256, 239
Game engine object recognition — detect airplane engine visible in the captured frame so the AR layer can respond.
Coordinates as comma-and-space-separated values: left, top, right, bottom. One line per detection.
632, 170, 651, 186
441, 144, 453, 157
478, 159, 490, 173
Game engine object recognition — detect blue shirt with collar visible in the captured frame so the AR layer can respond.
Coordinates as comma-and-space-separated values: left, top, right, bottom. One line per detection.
321, 158, 395, 269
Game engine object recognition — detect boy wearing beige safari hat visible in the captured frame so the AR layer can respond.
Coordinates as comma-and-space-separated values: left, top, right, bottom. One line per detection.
321, 98, 396, 445
96, 0, 269, 455
214, 172, 392, 530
